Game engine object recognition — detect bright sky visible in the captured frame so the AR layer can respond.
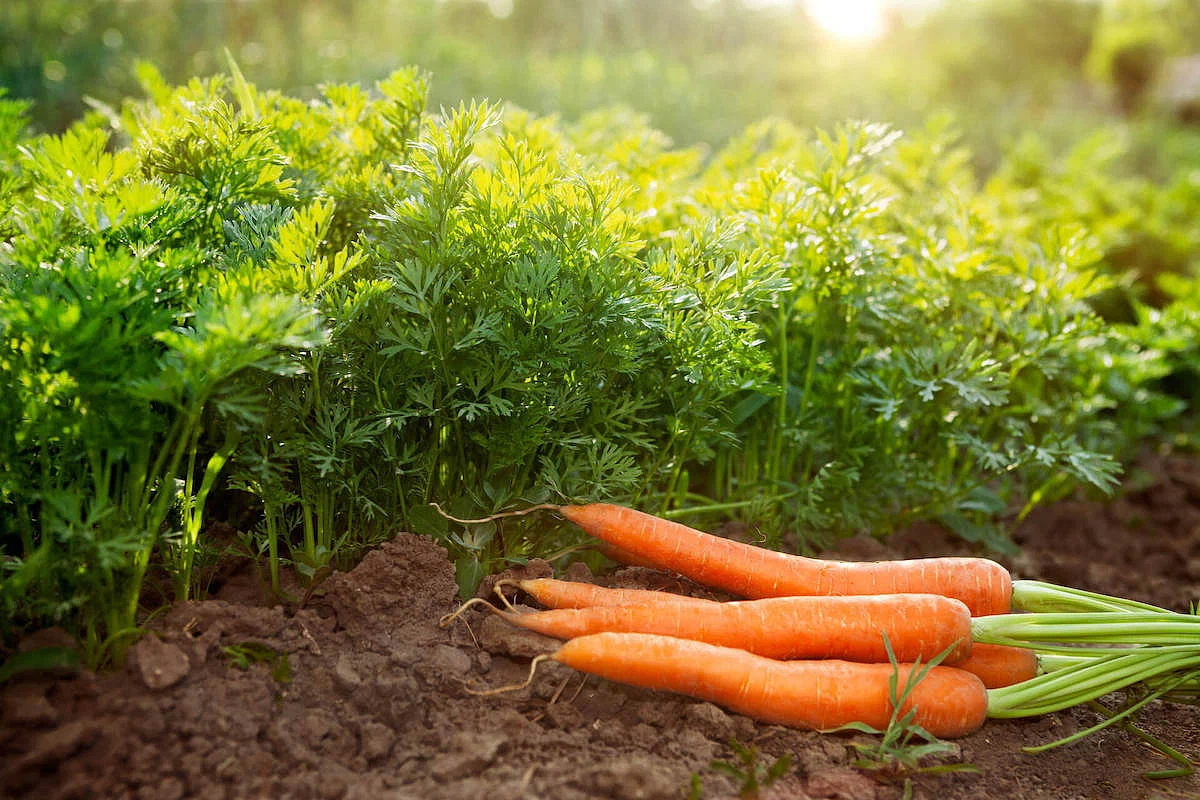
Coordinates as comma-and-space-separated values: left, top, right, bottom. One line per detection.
741, 0, 936, 43
805, 0, 888, 41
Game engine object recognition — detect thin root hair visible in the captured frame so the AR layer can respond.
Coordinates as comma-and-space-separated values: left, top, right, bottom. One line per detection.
465, 654, 551, 696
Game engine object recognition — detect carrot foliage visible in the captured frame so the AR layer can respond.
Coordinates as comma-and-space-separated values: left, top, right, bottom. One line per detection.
0, 65, 1185, 654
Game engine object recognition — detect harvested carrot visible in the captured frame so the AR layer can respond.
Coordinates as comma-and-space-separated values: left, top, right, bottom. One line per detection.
544, 632, 989, 739
952, 642, 1039, 689
513, 577, 713, 610
557, 504, 1013, 616
487, 590, 973, 664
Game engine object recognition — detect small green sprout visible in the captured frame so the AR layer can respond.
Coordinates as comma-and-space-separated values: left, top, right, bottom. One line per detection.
222, 642, 292, 684
708, 737, 793, 800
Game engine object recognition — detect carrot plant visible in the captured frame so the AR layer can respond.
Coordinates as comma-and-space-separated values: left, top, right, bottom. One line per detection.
338, 97, 781, 591
1, 63, 790, 622
0, 63, 1188, 659
616, 118, 1169, 549
0, 74, 327, 663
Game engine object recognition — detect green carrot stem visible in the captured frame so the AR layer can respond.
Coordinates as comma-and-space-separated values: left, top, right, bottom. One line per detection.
971, 612, 1200, 646
1087, 697, 1197, 779
660, 493, 796, 520
1019, 670, 1199, 753
995, 653, 1176, 709
1011, 580, 1173, 614
987, 650, 1200, 717
1036, 653, 1096, 672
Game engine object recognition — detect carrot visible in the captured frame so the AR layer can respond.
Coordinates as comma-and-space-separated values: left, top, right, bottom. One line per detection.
543, 632, 989, 739
557, 504, 1013, 616
952, 642, 1039, 689
512, 577, 713, 610
487, 590, 973, 664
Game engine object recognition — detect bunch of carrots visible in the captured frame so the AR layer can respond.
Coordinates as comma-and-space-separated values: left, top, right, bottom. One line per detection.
441, 503, 1200, 748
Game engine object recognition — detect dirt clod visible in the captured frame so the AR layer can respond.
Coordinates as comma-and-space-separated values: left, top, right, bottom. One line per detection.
333, 654, 362, 693
429, 732, 507, 782
135, 635, 191, 690
806, 767, 880, 799
15, 719, 97, 772
322, 533, 459, 647
358, 720, 396, 763
1, 681, 59, 727
569, 755, 684, 799
427, 644, 473, 677
683, 701, 732, 739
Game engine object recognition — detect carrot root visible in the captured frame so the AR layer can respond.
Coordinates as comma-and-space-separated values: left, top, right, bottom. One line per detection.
552, 633, 989, 739
439, 596, 499, 629
430, 502, 558, 526
953, 642, 1040, 689
490, 580, 525, 612
492, 588, 974, 664
558, 503, 1013, 616
465, 654, 551, 696
516, 577, 715, 610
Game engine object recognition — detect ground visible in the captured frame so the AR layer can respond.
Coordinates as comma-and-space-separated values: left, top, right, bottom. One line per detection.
1, 454, 1198, 800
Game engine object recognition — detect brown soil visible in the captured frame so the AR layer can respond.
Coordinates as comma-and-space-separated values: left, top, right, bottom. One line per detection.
2, 455, 1199, 800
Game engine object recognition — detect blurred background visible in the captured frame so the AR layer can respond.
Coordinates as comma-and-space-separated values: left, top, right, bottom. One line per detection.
3, 0, 1199, 173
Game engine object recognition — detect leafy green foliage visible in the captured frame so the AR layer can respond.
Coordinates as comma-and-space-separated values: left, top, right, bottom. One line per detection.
0, 646, 80, 683
324, 96, 776, 590
643, 120, 1144, 549
0, 64, 1188, 658
0, 73, 334, 663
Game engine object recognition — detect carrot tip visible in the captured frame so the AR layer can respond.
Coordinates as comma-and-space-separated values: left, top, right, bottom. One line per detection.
491, 580, 522, 612
465, 653, 550, 697
438, 597, 498, 628
429, 502, 559, 526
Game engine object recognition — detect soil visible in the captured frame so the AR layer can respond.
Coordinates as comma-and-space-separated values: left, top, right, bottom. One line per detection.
2, 454, 1199, 800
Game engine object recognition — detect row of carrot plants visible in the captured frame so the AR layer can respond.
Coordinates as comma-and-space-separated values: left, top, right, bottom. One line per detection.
0, 65, 1197, 665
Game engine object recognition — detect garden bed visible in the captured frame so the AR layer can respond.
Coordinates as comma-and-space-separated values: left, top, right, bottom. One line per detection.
1, 454, 1198, 800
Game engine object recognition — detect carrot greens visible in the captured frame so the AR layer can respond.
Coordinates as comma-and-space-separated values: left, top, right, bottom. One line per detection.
0, 64, 1189, 661
1010, 579, 1174, 613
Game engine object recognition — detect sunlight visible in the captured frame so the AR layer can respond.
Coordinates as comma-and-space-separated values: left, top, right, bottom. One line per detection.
805, 0, 887, 42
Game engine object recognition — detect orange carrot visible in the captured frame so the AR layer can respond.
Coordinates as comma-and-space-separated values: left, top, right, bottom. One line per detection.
514, 577, 713, 610
557, 504, 1013, 616
547, 632, 989, 739
491, 590, 973, 664
952, 642, 1039, 689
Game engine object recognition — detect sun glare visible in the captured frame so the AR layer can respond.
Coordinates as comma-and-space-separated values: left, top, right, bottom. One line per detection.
805, 0, 887, 42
